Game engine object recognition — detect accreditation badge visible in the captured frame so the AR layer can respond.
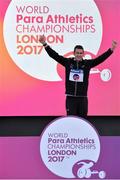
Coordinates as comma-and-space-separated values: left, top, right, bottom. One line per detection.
69, 69, 84, 82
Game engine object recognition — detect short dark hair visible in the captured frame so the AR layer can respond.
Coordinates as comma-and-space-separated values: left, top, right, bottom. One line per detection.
74, 45, 84, 53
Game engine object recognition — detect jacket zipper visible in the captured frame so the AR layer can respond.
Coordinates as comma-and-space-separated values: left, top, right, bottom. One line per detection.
74, 61, 79, 96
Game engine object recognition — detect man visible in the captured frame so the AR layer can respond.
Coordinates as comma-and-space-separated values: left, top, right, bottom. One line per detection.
39, 35, 117, 118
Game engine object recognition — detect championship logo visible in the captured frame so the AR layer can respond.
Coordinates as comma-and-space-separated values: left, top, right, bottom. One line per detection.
40, 116, 106, 179
3, 0, 103, 81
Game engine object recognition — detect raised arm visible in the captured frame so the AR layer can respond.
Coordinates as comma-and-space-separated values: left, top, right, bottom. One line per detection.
87, 40, 117, 68
39, 35, 68, 66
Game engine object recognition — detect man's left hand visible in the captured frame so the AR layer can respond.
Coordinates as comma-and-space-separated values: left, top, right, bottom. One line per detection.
111, 40, 117, 51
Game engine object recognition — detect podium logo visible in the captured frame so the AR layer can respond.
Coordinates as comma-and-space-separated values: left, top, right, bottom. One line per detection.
40, 116, 106, 178
4, 0, 102, 81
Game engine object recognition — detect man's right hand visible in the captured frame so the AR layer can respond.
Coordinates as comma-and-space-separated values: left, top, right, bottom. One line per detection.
39, 35, 46, 44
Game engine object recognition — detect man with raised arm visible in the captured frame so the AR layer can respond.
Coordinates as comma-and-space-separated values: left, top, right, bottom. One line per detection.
39, 35, 117, 118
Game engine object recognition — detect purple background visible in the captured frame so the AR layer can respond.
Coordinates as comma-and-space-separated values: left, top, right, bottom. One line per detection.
0, 136, 120, 179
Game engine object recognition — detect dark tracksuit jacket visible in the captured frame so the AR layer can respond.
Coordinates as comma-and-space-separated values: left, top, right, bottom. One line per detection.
45, 46, 113, 97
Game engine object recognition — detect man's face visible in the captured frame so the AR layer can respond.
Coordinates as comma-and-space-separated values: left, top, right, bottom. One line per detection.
74, 48, 84, 61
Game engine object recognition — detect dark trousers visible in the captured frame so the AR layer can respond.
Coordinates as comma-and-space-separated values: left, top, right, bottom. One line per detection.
66, 96, 88, 119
